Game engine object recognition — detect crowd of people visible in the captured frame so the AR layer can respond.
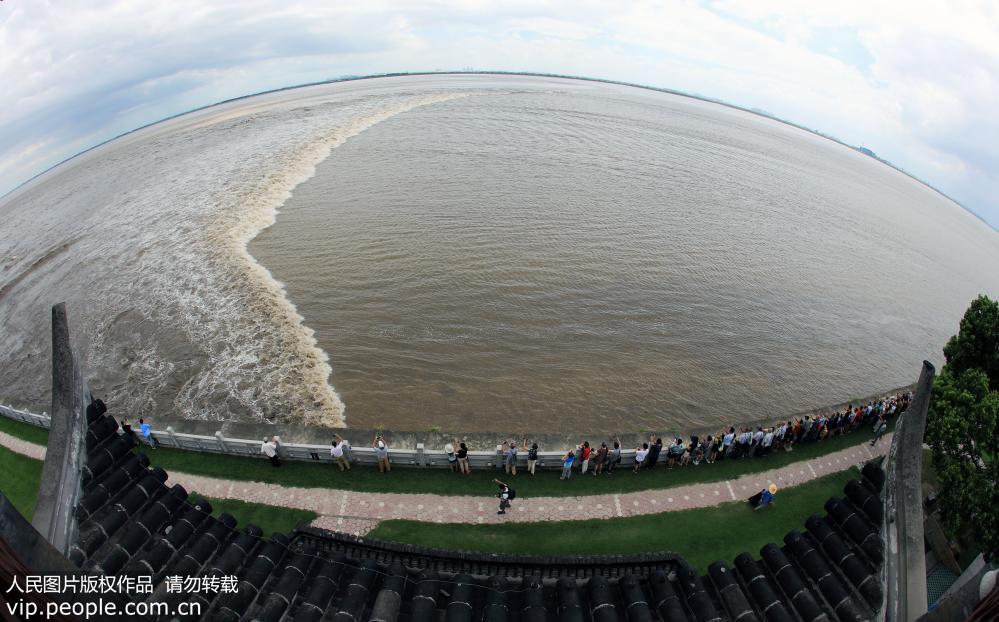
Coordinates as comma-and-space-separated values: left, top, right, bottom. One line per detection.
254, 392, 911, 474
537, 391, 911, 479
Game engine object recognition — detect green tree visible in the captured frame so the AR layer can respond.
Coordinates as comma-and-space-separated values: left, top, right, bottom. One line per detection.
943, 295, 999, 389
926, 365, 999, 561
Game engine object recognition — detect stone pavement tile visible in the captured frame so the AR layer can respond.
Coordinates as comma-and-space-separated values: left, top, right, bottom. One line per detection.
310, 515, 379, 536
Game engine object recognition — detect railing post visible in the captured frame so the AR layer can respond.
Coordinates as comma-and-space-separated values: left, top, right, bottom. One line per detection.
214, 431, 226, 453
416, 443, 425, 467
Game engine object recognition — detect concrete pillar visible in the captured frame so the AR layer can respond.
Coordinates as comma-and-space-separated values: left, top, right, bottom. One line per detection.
31, 303, 89, 555
885, 360, 935, 622
416, 443, 425, 466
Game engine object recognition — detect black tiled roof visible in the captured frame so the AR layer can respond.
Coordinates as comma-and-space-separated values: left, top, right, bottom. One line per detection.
69, 411, 887, 622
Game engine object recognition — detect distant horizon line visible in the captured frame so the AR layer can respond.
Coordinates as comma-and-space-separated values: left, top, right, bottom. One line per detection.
4, 69, 994, 233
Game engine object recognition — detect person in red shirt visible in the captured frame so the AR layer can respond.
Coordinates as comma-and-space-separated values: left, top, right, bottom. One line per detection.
579, 441, 592, 474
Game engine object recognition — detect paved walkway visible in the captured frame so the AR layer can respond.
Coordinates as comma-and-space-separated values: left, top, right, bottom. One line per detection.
0, 428, 891, 536
0, 430, 46, 460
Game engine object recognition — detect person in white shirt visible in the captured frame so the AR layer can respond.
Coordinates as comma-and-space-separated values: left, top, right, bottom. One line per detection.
373, 434, 390, 473
722, 428, 736, 459
633, 443, 650, 473
260, 437, 281, 467
735, 429, 753, 458
331, 433, 350, 471
773, 423, 785, 451
760, 429, 775, 457
749, 427, 764, 457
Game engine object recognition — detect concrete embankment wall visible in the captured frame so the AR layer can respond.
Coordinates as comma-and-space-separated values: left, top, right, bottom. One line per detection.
2, 381, 914, 470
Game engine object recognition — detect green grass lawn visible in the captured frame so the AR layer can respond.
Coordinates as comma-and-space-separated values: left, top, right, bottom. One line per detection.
0, 412, 889, 498
369, 468, 861, 572
0, 415, 50, 445
0, 445, 44, 520
0, 443, 314, 537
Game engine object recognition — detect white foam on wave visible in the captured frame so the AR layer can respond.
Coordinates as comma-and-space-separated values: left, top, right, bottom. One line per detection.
0, 85, 488, 426
210, 92, 475, 426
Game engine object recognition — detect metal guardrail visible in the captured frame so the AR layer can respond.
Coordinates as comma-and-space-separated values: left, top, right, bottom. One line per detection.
3, 381, 913, 472
0, 403, 638, 470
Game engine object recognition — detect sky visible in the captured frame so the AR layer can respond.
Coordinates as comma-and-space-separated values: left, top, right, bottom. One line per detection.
2, 0, 998, 228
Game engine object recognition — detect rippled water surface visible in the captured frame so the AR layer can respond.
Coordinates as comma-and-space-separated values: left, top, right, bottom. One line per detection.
2, 75, 997, 432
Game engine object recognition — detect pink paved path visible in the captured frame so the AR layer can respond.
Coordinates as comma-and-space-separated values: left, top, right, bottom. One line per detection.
0, 430, 891, 536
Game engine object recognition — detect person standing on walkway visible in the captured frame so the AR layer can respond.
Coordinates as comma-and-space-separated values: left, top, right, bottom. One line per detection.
457, 441, 470, 475
445, 443, 458, 472
560, 449, 575, 480
331, 434, 350, 471
373, 434, 390, 473
494, 478, 515, 514
261, 436, 281, 467
138, 418, 157, 448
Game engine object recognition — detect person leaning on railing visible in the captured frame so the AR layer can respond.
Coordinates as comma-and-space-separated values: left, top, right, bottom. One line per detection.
503, 441, 519, 476
526, 441, 539, 475
559, 449, 575, 480
606, 438, 621, 474
139, 418, 157, 449
591, 442, 608, 476
456, 441, 470, 475
373, 434, 390, 473
331, 433, 350, 471
261, 436, 281, 467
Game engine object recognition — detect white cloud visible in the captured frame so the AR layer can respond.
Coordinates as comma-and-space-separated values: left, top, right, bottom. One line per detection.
0, 0, 997, 226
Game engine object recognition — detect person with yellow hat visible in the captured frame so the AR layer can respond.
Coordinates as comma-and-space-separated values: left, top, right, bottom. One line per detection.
748, 483, 778, 510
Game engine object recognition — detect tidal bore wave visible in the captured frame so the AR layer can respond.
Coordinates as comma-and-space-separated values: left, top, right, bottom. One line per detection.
228, 92, 476, 426
0, 86, 479, 426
